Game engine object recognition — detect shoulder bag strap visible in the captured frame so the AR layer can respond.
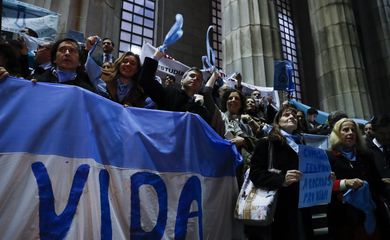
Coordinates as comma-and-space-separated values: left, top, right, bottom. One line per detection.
268, 141, 281, 173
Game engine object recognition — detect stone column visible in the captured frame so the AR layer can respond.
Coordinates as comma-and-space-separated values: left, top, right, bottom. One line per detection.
307, 0, 372, 119
354, 0, 390, 115
222, 0, 282, 87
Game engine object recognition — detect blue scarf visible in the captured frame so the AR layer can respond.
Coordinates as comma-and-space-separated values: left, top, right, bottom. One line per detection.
280, 130, 301, 153
54, 69, 77, 83
116, 78, 133, 102
339, 148, 356, 161
343, 181, 376, 234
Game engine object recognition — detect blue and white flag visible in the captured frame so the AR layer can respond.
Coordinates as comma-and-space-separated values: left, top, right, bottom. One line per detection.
0, 77, 242, 239
1, 0, 59, 39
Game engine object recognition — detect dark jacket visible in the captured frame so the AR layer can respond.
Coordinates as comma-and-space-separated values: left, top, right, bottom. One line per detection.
36, 68, 96, 93
249, 138, 313, 240
139, 66, 210, 123
326, 149, 386, 239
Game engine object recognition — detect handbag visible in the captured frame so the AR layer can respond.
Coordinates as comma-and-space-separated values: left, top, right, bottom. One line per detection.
234, 141, 278, 225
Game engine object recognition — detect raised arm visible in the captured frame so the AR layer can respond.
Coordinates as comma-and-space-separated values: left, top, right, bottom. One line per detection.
138, 50, 166, 107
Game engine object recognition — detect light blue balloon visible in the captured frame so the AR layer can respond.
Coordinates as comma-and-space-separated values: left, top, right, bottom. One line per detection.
160, 14, 184, 52
206, 26, 216, 68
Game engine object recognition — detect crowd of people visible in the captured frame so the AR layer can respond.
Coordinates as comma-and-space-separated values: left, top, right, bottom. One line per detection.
1, 30, 390, 240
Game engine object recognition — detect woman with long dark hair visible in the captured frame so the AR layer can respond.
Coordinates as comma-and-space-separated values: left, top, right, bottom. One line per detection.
248, 106, 313, 240
103, 52, 156, 107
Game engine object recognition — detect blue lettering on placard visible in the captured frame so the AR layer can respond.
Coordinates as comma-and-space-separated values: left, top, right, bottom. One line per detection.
31, 162, 90, 240
99, 169, 111, 240
174, 176, 203, 240
130, 172, 168, 240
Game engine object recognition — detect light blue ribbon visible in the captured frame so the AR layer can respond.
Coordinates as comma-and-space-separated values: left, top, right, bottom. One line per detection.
281, 130, 300, 153
202, 26, 216, 71
159, 14, 184, 52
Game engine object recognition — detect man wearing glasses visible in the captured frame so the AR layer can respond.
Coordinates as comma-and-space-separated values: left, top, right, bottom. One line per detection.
35, 38, 96, 93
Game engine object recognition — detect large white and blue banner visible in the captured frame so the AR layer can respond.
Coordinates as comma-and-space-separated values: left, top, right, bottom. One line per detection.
0, 77, 242, 239
1, 0, 59, 39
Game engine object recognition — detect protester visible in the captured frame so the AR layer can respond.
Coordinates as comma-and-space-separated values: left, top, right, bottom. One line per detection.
101, 38, 116, 63
101, 51, 156, 107
306, 107, 322, 134
367, 115, 390, 192
220, 89, 255, 151
242, 97, 266, 137
140, 50, 211, 123
364, 122, 375, 144
163, 75, 176, 87
34, 38, 96, 92
367, 115, 390, 238
248, 106, 313, 240
101, 62, 113, 82
296, 109, 309, 133
30, 42, 53, 79
327, 118, 387, 240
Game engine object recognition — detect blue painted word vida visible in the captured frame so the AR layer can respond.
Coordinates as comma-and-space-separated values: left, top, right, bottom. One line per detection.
31, 162, 203, 240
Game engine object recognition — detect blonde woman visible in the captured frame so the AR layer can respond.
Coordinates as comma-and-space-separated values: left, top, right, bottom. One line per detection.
327, 118, 386, 240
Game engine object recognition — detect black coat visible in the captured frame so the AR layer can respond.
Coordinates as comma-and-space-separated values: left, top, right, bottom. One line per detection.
326, 149, 386, 239
249, 138, 313, 240
139, 71, 211, 123
36, 68, 96, 93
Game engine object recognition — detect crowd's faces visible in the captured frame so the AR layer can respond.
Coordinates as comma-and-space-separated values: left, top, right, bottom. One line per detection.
227, 91, 242, 115
340, 121, 357, 149
296, 111, 305, 121
101, 62, 113, 81
35, 44, 51, 64
375, 125, 390, 146
181, 70, 203, 94
307, 113, 318, 123
119, 55, 139, 79
245, 98, 256, 112
364, 123, 373, 137
54, 41, 80, 71
164, 76, 175, 87
102, 39, 114, 53
278, 109, 298, 133
251, 90, 261, 99
102, 62, 113, 71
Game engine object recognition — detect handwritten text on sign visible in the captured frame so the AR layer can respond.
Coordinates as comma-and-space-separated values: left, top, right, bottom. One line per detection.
298, 145, 332, 208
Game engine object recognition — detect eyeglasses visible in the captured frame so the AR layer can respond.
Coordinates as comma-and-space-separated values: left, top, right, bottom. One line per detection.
57, 46, 78, 54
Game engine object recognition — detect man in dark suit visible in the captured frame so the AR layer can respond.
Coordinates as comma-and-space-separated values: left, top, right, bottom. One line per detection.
84, 36, 116, 66
101, 38, 116, 63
